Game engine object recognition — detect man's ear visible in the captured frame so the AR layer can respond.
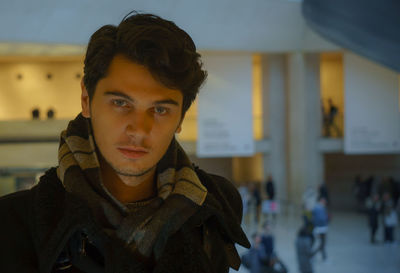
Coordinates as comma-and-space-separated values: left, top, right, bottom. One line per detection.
176, 113, 185, 134
81, 79, 91, 118
176, 123, 182, 134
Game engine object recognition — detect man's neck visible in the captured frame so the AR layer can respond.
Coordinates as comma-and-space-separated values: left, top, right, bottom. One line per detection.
99, 160, 157, 204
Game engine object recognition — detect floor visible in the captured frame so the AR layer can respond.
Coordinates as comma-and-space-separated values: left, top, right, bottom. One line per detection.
231, 210, 400, 273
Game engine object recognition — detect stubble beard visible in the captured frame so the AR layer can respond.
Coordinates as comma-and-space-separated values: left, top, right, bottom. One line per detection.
112, 163, 156, 177
95, 142, 156, 178
99, 152, 157, 187
102, 153, 156, 177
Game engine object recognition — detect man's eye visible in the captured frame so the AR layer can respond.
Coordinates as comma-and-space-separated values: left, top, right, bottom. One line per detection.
112, 99, 128, 107
154, 106, 168, 115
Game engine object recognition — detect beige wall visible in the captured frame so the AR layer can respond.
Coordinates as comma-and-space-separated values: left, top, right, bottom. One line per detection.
0, 57, 83, 120
0, 54, 263, 142
232, 153, 264, 183
189, 155, 233, 182
0, 176, 16, 196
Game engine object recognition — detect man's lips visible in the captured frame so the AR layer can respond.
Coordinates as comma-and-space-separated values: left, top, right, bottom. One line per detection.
117, 147, 149, 159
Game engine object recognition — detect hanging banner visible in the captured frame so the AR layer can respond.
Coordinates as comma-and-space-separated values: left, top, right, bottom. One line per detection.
344, 53, 400, 154
197, 53, 254, 157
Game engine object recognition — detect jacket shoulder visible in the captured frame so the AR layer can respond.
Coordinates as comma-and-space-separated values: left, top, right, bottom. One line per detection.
0, 167, 61, 224
194, 167, 250, 271
0, 167, 64, 229
0, 188, 33, 217
195, 167, 243, 223
0, 183, 38, 271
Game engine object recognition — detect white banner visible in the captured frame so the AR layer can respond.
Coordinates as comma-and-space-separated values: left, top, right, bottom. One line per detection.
344, 53, 400, 154
197, 53, 254, 157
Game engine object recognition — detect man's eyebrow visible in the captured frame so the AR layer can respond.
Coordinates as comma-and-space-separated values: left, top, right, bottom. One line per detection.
104, 91, 133, 102
154, 99, 180, 106
104, 91, 179, 106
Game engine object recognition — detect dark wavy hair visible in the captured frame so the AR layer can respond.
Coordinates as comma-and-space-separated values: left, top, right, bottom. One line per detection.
83, 12, 207, 115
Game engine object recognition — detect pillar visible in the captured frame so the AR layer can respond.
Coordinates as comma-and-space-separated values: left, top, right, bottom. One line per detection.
261, 54, 288, 201
287, 52, 324, 205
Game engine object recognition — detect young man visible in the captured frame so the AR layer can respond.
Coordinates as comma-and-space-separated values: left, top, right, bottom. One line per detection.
0, 12, 250, 273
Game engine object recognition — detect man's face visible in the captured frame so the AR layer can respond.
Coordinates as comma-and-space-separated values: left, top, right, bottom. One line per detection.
81, 54, 183, 178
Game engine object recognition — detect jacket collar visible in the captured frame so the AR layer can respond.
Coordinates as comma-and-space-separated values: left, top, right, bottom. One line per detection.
31, 167, 250, 272
31, 168, 100, 273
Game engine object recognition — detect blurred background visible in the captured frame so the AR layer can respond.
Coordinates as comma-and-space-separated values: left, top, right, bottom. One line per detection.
0, 0, 399, 272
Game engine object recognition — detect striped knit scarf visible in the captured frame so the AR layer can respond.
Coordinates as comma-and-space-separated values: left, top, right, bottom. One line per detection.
56, 114, 207, 259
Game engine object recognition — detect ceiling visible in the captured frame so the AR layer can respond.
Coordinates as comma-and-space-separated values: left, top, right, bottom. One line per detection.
0, 0, 338, 55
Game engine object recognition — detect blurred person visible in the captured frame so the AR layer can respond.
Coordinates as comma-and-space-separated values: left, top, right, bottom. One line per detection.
323, 98, 340, 137
396, 200, 400, 244
302, 207, 315, 244
296, 226, 314, 273
302, 186, 318, 212
265, 175, 275, 201
321, 99, 327, 136
301, 187, 317, 244
353, 175, 368, 212
0, 12, 250, 272
311, 197, 329, 261
378, 176, 397, 202
395, 179, 400, 207
262, 176, 278, 225
239, 182, 251, 227
249, 181, 262, 225
365, 175, 375, 199
260, 222, 288, 273
382, 192, 398, 244
383, 206, 398, 244
318, 182, 330, 207
242, 233, 270, 273
260, 221, 275, 266
242, 232, 287, 273
388, 177, 399, 207
365, 194, 381, 244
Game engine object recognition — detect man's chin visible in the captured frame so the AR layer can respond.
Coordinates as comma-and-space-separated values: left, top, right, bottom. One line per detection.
113, 165, 155, 178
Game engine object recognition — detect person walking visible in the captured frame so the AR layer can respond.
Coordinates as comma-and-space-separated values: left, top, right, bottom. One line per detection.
260, 222, 288, 273
262, 176, 278, 225
366, 194, 381, 243
296, 226, 314, 273
239, 182, 251, 228
242, 233, 270, 273
382, 198, 398, 244
265, 175, 275, 201
311, 197, 329, 261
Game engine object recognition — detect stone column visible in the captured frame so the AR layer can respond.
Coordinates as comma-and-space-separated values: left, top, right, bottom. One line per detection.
261, 54, 288, 201
287, 53, 324, 205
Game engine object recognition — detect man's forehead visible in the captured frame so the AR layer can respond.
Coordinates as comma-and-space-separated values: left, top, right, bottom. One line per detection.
97, 56, 182, 98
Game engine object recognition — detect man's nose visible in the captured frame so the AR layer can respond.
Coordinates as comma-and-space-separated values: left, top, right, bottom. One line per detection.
125, 111, 153, 138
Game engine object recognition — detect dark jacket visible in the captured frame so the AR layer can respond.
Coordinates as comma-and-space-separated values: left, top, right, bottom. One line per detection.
261, 234, 274, 262
0, 167, 249, 273
296, 234, 313, 273
266, 180, 275, 200
312, 203, 328, 228
241, 244, 269, 273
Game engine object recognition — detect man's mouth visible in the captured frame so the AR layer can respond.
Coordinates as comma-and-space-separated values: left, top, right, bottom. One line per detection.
117, 146, 149, 159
